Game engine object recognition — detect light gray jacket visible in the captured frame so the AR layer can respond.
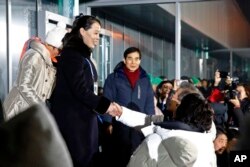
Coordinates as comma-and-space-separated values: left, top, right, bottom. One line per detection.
127, 127, 216, 167
127, 135, 198, 167
117, 107, 217, 167
3, 40, 56, 120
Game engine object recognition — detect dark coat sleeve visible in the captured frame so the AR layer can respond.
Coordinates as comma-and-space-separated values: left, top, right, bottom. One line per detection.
60, 50, 110, 114
101, 74, 116, 123
144, 78, 155, 115
233, 107, 244, 127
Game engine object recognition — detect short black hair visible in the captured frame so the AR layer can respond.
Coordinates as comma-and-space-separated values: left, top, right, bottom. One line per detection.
158, 80, 173, 89
175, 93, 213, 132
123, 47, 141, 59
216, 126, 227, 138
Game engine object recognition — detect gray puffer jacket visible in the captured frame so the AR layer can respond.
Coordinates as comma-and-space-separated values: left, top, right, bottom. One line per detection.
127, 135, 198, 167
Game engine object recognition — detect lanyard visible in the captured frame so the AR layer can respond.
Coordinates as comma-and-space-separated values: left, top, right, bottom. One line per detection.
85, 58, 95, 82
85, 58, 98, 95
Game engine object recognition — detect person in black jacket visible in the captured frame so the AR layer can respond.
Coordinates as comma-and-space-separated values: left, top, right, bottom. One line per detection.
50, 14, 119, 167
229, 83, 250, 127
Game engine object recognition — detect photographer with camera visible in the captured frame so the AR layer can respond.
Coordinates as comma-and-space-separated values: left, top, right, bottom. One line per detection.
229, 83, 250, 127
208, 70, 228, 128
212, 70, 244, 128
221, 70, 239, 128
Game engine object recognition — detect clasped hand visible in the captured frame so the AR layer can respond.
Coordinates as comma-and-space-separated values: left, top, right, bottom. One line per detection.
106, 102, 122, 117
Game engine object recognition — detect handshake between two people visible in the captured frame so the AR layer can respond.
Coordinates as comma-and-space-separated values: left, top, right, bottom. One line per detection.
106, 102, 123, 117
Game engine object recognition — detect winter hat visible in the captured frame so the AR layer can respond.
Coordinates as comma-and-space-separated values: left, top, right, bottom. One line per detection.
45, 22, 67, 49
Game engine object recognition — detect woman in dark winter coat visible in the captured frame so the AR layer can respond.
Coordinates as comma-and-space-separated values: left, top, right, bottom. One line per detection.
50, 14, 119, 167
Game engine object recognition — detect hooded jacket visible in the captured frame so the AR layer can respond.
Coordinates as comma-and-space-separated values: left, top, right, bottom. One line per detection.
102, 61, 155, 167
103, 61, 154, 122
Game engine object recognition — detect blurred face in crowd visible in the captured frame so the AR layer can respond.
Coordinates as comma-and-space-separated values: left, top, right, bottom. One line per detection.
236, 85, 247, 100
123, 51, 141, 72
80, 22, 101, 49
168, 86, 200, 118
225, 76, 233, 86
160, 83, 173, 96
167, 88, 182, 117
47, 45, 61, 57
214, 133, 228, 154
202, 80, 208, 88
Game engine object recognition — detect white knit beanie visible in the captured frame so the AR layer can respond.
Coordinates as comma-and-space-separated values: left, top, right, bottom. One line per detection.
45, 22, 67, 49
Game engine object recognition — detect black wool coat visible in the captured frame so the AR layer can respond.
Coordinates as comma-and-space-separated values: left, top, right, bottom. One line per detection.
50, 37, 111, 167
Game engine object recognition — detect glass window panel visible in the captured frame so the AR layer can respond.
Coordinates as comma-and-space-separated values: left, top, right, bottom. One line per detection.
124, 26, 139, 48
112, 22, 124, 67
0, 1, 7, 100
163, 41, 174, 80
152, 37, 163, 77
41, 0, 59, 16
139, 33, 152, 74
10, 0, 36, 88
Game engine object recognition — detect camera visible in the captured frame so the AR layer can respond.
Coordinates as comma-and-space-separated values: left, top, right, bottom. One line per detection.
232, 77, 239, 85
224, 89, 238, 100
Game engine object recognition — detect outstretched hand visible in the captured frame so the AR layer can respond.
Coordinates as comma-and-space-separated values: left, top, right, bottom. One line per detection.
106, 102, 122, 117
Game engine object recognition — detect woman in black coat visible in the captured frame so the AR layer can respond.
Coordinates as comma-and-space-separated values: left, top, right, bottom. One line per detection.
50, 14, 118, 167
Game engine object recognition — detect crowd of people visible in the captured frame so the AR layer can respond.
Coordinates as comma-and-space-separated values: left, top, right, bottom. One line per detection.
141, 70, 250, 167
0, 14, 250, 167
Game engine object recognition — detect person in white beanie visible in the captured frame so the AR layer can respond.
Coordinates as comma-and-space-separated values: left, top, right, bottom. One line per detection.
3, 22, 67, 120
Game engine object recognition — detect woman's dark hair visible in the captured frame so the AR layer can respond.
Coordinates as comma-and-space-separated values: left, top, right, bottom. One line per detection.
71, 14, 101, 33
175, 93, 213, 132
237, 83, 250, 100
158, 80, 173, 89
62, 14, 101, 47
123, 47, 141, 59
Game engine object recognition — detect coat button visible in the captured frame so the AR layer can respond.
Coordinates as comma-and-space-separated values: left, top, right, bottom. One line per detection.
42, 94, 45, 97
45, 79, 48, 82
